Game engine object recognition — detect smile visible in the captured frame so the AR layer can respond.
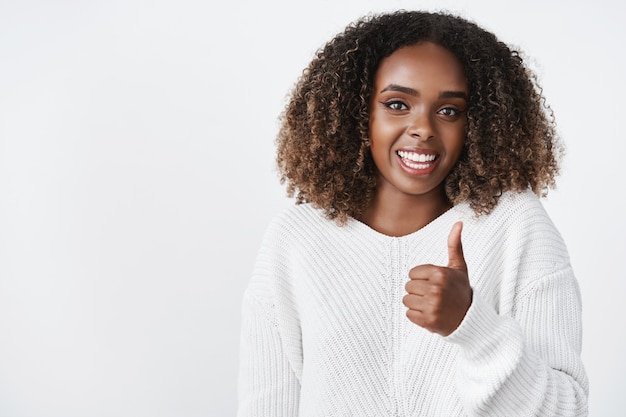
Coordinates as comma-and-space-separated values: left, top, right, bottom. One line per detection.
397, 150, 437, 170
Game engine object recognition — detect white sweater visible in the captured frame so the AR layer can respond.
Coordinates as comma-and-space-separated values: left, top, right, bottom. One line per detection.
238, 190, 588, 417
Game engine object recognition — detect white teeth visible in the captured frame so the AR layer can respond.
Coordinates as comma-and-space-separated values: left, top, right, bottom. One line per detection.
404, 160, 430, 170
397, 150, 436, 163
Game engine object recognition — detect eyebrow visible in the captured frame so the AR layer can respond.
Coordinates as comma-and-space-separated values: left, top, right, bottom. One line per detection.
380, 84, 468, 100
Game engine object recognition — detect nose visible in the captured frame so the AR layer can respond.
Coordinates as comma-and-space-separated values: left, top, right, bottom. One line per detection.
407, 112, 435, 142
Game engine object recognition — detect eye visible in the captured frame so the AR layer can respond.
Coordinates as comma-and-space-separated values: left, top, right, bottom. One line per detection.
438, 107, 462, 116
381, 100, 409, 111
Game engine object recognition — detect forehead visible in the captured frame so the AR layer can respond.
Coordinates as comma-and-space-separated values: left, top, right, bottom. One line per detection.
375, 42, 467, 90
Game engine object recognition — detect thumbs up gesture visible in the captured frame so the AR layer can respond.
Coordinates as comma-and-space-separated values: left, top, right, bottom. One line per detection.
402, 222, 473, 336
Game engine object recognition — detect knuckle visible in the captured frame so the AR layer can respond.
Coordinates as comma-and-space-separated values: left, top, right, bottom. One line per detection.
402, 294, 411, 307
430, 269, 446, 284
429, 285, 443, 298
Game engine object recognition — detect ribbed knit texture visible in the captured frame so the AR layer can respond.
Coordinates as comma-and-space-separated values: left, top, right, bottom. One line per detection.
238, 190, 588, 417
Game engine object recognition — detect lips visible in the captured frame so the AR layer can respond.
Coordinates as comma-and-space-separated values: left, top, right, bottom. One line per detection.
397, 150, 438, 170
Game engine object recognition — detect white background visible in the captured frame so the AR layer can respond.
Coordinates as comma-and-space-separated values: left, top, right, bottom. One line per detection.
0, 0, 624, 416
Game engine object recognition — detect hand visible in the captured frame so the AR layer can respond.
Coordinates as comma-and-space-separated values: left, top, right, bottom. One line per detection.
402, 221, 473, 336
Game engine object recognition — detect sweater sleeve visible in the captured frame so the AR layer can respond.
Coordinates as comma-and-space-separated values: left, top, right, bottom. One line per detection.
237, 290, 301, 417
445, 266, 588, 416
237, 211, 302, 417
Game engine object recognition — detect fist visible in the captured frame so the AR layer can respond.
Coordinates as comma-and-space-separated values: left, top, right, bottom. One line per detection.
402, 221, 473, 336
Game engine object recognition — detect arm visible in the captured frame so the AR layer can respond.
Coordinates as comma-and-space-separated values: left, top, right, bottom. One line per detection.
445, 267, 588, 416
403, 216, 588, 416
237, 291, 301, 417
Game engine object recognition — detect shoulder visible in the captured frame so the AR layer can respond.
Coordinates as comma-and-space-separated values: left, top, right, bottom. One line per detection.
246, 204, 325, 301
476, 189, 555, 233
491, 188, 548, 220
257, 202, 341, 258
471, 189, 571, 270
263, 203, 329, 240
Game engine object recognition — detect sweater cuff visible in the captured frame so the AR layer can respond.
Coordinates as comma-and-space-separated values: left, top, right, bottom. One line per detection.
444, 292, 522, 360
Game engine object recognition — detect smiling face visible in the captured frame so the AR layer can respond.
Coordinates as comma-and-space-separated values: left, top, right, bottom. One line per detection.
369, 41, 468, 204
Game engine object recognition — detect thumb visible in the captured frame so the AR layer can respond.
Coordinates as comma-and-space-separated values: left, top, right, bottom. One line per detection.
447, 221, 467, 271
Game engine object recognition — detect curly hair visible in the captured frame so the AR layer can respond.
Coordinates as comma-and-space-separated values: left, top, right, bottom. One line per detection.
276, 10, 562, 224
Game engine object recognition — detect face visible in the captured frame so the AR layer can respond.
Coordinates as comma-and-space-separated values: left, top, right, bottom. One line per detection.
368, 41, 468, 201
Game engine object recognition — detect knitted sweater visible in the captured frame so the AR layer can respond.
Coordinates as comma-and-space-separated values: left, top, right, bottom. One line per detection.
238, 190, 589, 417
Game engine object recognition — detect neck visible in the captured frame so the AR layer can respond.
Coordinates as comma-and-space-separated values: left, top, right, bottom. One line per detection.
358, 183, 452, 237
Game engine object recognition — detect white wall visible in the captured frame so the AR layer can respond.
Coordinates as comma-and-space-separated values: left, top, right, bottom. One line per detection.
0, 0, 623, 415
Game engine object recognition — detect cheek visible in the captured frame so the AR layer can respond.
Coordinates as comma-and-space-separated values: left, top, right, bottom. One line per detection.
450, 134, 466, 163
369, 114, 401, 144
368, 135, 396, 174
440, 126, 466, 164
368, 117, 390, 153
446, 122, 466, 146
369, 138, 389, 165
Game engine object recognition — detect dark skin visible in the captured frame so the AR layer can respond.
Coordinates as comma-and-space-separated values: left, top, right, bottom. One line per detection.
404, 221, 472, 336
359, 42, 473, 336
360, 182, 452, 237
